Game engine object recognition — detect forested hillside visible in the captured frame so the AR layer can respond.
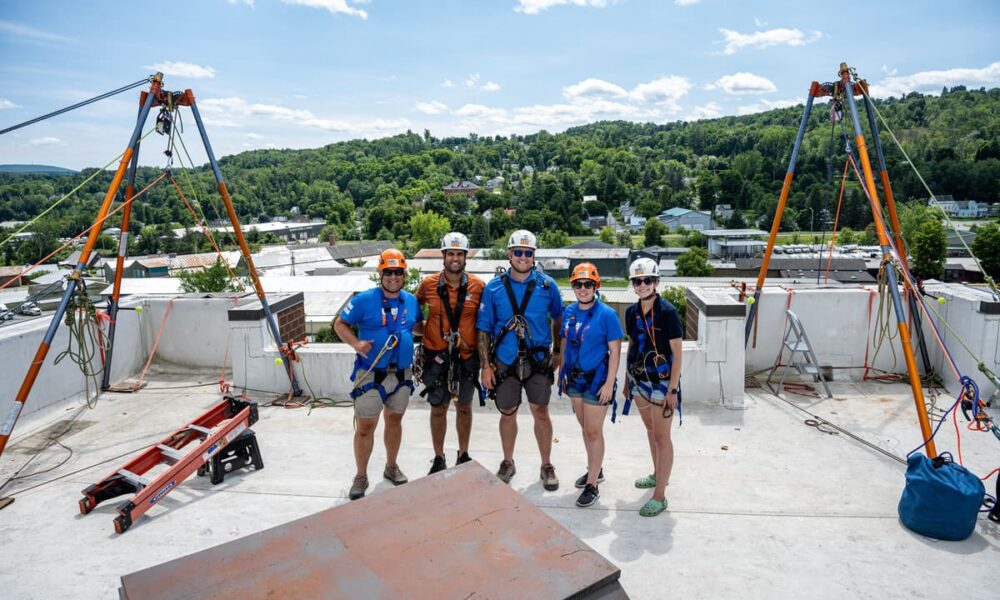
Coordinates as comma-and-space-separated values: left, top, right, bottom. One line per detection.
2, 86, 997, 265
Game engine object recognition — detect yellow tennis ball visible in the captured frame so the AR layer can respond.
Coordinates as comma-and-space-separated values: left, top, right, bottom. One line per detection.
937, 297, 947, 304
134, 306, 143, 313
274, 357, 284, 366
746, 297, 755, 305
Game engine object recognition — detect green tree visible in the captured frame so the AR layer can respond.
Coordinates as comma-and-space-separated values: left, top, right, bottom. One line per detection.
910, 219, 946, 279
539, 229, 570, 248
616, 230, 633, 249
899, 202, 937, 248
660, 286, 687, 337
972, 222, 1000, 281
177, 257, 245, 293
725, 210, 747, 229
599, 226, 616, 244
685, 230, 708, 248
643, 218, 667, 247
676, 247, 713, 277
837, 227, 857, 245
408, 210, 450, 251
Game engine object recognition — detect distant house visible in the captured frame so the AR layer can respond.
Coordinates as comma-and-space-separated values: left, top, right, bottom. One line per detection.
0, 265, 25, 288
584, 215, 609, 231
656, 207, 714, 232
945, 230, 978, 257
619, 203, 636, 221
442, 180, 480, 198
485, 176, 505, 194
582, 195, 598, 204
521, 165, 534, 175
703, 229, 768, 259
546, 165, 558, 173
628, 215, 647, 232
928, 196, 989, 218
714, 204, 735, 221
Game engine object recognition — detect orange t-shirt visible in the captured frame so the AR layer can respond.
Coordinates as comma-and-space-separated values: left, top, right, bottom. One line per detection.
416, 271, 485, 359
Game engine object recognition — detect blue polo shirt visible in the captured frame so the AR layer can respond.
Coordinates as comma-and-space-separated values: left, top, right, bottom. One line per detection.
477, 269, 563, 365
560, 300, 624, 372
339, 287, 422, 369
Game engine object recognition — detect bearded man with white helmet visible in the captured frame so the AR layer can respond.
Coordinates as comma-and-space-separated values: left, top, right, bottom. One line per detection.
415, 232, 486, 474
477, 230, 564, 490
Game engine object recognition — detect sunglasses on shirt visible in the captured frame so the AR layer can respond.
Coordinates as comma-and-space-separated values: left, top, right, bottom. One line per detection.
572, 281, 596, 289
511, 249, 534, 258
383, 268, 405, 277
631, 276, 657, 286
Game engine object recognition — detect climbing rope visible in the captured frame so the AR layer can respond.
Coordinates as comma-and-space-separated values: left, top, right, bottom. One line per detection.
0, 77, 153, 136
52, 279, 107, 408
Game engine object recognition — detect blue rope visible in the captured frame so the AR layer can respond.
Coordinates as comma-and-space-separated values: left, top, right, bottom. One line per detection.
906, 376, 978, 457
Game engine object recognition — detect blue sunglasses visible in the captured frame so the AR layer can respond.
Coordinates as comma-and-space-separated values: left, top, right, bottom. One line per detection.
512, 249, 534, 258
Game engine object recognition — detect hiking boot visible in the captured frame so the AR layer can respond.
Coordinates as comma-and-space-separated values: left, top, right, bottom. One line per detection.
574, 468, 605, 489
383, 464, 408, 486
349, 475, 369, 500
497, 459, 516, 483
428, 455, 447, 475
540, 463, 559, 491
456, 450, 472, 465
576, 484, 600, 508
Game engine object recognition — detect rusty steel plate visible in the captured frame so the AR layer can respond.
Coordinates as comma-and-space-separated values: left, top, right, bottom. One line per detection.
120, 461, 622, 599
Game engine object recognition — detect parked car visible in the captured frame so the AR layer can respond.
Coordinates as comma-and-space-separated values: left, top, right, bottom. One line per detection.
0, 310, 13, 321
17, 302, 41, 316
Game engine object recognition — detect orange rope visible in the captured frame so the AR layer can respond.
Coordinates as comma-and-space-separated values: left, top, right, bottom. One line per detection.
134, 297, 175, 390
0, 172, 167, 291
168, 175, 243, 287
824, 159, 850, 283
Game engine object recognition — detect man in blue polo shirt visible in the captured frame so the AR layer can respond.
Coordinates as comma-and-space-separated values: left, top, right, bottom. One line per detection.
477, 230, 564, 490
335, 249, 423, 501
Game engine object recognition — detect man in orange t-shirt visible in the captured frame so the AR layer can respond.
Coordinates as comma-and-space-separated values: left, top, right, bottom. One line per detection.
416, 232, 485, 475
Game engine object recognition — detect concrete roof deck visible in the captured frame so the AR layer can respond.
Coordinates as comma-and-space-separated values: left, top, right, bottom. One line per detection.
0, 367, 997, 599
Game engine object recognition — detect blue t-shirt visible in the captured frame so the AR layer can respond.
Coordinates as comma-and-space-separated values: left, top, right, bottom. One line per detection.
476, 269, 563, 365
560, 300, 624, 372
339, 287, 422, 370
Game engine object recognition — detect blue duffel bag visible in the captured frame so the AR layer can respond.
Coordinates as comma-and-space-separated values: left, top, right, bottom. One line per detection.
898, 452, 985, 541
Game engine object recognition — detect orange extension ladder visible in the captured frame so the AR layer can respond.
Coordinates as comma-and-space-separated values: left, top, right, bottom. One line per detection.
79, 396, 262, 534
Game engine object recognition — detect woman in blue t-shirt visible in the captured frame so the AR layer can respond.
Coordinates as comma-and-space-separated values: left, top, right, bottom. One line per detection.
559, 263, 623, 508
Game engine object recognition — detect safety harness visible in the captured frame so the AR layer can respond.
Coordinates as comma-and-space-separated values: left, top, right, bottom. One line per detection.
558, 300, 621, 421
350, 289, 413, 403
419, 272, 485, 406
625, 296, 682, 424
487, 270, 553, 415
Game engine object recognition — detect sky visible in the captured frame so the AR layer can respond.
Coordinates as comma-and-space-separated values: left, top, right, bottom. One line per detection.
1, 0, 998, 170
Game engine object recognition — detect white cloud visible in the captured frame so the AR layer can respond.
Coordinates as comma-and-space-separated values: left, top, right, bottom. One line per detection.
0, 19, 72, 43
455, 104, 509, 121
630, 75, 692, 112
736, 98, 800, 115
29, 136, 64, 146
464, 73, 481, 87
198, 97, 410, 136
869, 62, 1000, 98
515, 0, 609, 15
416, 101, 448, 114
881, 65, 897, 77
227, 0, 255, 7
688, 102, 721, 121
0, 98, 19, 109
674, 0, 701, 5
442, 79, 456, 88
144, 61, 216, 79
481, 81, 502, 92
707, 72, 777, 94
754, 17, 768, 27
281, 0, 368, 20
246, 132, 265, 140
562, 78, 629, 102
718, 27, 822, 55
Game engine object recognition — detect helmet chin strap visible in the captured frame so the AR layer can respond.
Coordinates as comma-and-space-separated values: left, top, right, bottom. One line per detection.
641, 292, 658, 302
578, 297, 596, 307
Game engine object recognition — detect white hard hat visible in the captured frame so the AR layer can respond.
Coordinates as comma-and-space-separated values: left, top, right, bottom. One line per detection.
441, 232, 469, 252
507, 229, 537, 250
629, 258, 660, 278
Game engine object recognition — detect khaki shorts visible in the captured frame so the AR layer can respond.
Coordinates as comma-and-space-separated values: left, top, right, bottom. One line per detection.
354, 368, 412, 419
494, 361, 553, 412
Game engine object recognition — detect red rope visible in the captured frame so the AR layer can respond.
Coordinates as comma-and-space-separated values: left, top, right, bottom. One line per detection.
824, 158, 850, 283
168, 175, 243, 287
134, 297, 175, 390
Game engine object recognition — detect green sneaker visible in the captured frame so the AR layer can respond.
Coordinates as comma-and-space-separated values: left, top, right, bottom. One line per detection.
634, 474, 656, 489
639, 497, 668, 517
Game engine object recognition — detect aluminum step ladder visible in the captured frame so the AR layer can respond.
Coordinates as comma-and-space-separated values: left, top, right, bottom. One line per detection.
767, 309, 832, 398
79, 395, 262, 534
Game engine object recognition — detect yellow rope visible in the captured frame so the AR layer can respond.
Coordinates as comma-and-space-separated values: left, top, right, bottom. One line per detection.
859, 86, 998, 298
0, 128, 157, 249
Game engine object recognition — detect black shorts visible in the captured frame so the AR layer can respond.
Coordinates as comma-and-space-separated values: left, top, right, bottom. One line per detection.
424, 353, 480, 407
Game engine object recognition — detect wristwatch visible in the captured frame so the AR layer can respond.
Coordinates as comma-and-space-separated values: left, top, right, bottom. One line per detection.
669, 387, 680, 395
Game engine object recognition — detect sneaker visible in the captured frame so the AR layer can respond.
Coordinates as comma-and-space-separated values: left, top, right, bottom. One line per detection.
383, 464, 408, 486
349, 474, 369, 500
576, 484, 600, 508
540, 463, 559, 491
428, 455, 447, 475
456, 450, 472, 465
574, 468, 605, 489
497, 459, 516, 483
634, 474, 656, 489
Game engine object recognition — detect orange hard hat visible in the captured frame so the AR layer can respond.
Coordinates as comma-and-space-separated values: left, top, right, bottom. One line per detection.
378, 248, 407, 272
570, 262, 600, 287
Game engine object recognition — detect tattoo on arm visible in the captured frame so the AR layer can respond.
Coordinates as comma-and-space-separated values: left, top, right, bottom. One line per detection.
479, 331, 491, 364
